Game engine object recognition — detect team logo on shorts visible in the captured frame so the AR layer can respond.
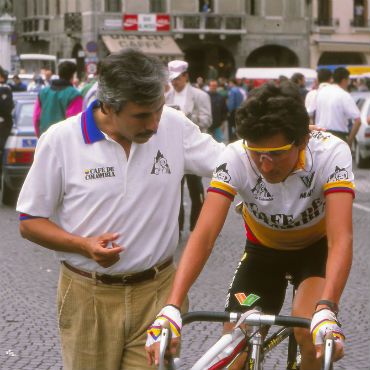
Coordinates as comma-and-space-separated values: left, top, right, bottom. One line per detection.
235, 293, 260, 307
213, 163, 231, 183
151, 150, 171, 175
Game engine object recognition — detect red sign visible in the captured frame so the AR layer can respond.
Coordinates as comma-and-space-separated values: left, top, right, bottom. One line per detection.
156, 15, 170, 31
124, 14, 138, 31
123, 14, 170, 31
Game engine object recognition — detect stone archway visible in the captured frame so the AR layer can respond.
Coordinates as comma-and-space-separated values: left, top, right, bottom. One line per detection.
246, 45, 299, 67
318, 51, 366, 65
184, 43, 235, 82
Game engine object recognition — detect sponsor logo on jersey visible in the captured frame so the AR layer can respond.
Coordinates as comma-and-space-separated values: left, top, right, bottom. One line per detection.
84, 166, 116, 180
235, 293, 260, 307
327, 166, 348, 182
251, 177, 273, 201
300, 171, 315, 188
151, 150, 171, 175
311, 131, 330, 141
213, 163, 231, 183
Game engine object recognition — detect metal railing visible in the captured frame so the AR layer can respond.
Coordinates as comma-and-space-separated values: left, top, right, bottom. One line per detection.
172, 13, 246, 34
350, 18, 370, 28
314, 18, 339, 27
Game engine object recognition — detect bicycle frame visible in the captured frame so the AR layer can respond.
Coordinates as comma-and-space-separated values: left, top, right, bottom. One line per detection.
159, 311, 310, 370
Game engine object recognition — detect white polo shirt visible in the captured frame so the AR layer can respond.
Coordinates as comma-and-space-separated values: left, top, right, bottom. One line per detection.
207, 132, 355, 250
315, 83, 360, 132
17, 101, 224, 274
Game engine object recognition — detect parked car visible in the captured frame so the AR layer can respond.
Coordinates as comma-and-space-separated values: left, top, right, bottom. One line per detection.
351, 91, 370, 168
1, 96, 37, 205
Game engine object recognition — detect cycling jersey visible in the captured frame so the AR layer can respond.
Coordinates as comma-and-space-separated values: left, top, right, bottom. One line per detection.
207, 132, 355, 250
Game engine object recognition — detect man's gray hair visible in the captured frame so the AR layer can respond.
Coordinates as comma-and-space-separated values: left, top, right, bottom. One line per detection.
96, 48, 168, 112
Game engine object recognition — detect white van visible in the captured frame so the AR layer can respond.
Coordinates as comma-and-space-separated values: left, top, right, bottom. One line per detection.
19, 54, 57, 74
235, 67, 317, 90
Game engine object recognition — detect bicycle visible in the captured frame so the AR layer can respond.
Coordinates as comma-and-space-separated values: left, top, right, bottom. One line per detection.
158, 309, 335, 370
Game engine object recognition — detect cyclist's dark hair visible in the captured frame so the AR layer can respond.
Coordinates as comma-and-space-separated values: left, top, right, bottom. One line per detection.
333, 67, 350, 84
96, 48, 168, 113
58, 61, 77, 81
317, 68, 332, 83
236, 81, 310, 145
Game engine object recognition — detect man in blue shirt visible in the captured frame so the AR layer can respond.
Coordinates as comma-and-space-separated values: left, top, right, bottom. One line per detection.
227, 78, 243, 142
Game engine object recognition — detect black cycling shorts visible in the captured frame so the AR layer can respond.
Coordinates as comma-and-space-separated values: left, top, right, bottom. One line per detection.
225, 237, 328, 314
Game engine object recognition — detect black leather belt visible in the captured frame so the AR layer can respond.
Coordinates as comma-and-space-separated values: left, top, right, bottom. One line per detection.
62, 257, 173, 285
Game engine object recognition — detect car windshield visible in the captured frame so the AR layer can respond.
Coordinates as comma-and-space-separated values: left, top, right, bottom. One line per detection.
16, 102, 35, 128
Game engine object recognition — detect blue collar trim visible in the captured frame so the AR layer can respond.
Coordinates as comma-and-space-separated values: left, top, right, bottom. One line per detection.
81, 99, 105, 144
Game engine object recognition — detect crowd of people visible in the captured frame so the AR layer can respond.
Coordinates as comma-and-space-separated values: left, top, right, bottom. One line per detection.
0, 51, 365, 370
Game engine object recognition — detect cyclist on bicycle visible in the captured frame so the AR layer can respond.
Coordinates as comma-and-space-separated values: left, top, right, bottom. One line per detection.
146, 81, 353, 369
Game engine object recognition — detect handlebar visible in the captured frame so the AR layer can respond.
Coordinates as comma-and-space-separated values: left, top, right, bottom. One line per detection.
182, 311, 311, 328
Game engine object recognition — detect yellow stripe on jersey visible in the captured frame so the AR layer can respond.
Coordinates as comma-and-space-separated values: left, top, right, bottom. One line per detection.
242, 206, 326, 250
208, 180, 237, 199
323, 180, 355, 194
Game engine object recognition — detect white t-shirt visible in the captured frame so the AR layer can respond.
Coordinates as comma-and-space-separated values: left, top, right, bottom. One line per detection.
172, 83, 189, 112
207, 132, 355, 250
315, 84, 360, 132
17, 102, 224, 273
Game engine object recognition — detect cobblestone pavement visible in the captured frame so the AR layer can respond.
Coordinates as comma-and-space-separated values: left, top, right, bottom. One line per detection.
0, 167, 369, 370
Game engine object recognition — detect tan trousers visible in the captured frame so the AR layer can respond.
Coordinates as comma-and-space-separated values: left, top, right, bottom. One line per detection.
57, 262, 188, 370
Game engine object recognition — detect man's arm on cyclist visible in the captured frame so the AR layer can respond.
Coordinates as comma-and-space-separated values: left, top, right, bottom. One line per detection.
145, 192, 231, 366
312, 191, 353, 361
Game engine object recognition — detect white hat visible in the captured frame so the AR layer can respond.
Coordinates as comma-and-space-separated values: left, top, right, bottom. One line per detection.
168, 60, 188, 81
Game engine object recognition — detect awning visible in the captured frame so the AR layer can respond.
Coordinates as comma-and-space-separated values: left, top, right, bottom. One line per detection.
102, 34, 183, 57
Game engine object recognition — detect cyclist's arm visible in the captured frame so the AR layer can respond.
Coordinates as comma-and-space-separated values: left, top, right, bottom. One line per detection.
319, 191, 353, 307
166, 191, 232, 308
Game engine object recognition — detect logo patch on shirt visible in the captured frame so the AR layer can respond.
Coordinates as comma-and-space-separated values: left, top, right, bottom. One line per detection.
300, 171, 315, 188
151, 150, 171, 175
311, 131, 330, 141
213, 163, 231, 183
327, 166, 348, 182
251, 177, 273, 201
84, 167, 116, 180
235, 293, 260, 307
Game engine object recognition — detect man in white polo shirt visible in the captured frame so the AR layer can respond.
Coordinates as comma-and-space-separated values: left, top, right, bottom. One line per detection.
17, 48, 223, 370
315, 67, 361, 146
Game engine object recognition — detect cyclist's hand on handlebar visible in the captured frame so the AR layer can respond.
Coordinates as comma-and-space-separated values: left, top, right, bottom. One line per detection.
145, 305, 182, 366
85, 233, 125, 268
310, 308, 345, 362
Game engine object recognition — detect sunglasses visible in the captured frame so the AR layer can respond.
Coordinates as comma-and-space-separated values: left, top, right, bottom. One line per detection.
243, 140, 295, 162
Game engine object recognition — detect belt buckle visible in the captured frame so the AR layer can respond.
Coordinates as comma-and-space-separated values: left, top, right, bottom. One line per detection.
121, 274, 133, 284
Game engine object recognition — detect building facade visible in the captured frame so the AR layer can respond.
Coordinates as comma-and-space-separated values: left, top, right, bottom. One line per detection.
10, 0, 369, 80
310, 0, 370, 68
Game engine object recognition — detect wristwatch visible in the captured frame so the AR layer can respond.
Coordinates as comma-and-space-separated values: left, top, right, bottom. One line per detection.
315, 300, 339, 315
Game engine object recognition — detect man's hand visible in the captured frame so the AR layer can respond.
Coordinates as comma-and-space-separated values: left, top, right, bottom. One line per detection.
85, 233, 125, 268
310, 308, 345, 362
309, 124, 326, 132
145, 305, 182, 366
